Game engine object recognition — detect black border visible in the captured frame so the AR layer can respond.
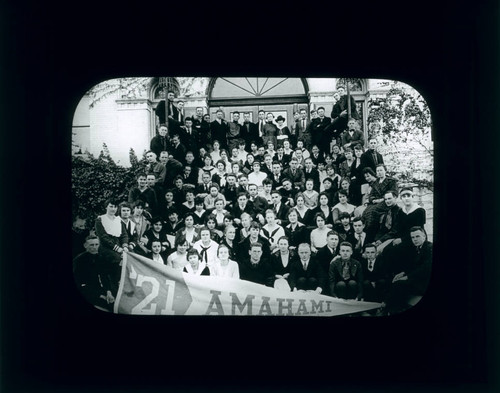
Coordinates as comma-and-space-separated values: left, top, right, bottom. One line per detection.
1, 1, 498, 392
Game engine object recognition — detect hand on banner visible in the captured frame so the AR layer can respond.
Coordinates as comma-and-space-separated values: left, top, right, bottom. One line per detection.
392, 272, 408, 283
392, 238, 402, 246
106, 291, 115, 304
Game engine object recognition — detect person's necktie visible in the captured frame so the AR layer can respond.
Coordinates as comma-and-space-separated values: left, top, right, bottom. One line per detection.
373, 152, 378, 165
200, 246, 209, 263
385, 209, 392, 230
355, 233, 361, 250
303, 262, 307, 271
342, 261, 351, 280
127, 221, 131, 234
302, 119, 305, 130
368, 261, 373, 271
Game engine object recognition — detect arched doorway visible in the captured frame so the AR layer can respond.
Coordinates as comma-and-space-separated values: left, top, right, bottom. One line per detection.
207, 77, 309, 127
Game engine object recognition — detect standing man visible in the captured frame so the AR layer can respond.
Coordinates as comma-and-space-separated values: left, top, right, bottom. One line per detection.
360, 136, 384, 173
227, 111, 243, 152
155, 90, 180, 132
180, 117, 198, 155
256, 110, 266, 146
330, 85, 359, 135
289, 111, 300, 148
311, 107, 332, 155
150, 124, 170, 159
175, 99, 186, 127
210, 109, 229, 149
297, 108, 312, 149
242, 112, 259, 150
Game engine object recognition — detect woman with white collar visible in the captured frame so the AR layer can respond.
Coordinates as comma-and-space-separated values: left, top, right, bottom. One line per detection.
211, 244, 240, 279
94, 198, 129, 289
391, 187, 426, 246
183, 249, 210, 276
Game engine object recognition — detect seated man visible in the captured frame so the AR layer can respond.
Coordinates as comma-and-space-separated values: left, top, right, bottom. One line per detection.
73, 235, 115, 311
346, 217, 368, 261
72, 215, 90, 258
271, 189, 290, 227
289, 243, 325, 293
239, 242, 273, 286
329, 241, 363, 300
316, 230, 341, 284
236, 221, 271, 261
282, 157, 305, 190
360, 243, 390, 302
382, 226, 432, 315
247, 183, 268, 223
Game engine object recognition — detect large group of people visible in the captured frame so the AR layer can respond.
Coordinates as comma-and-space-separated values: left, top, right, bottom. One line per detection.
72, 86, 432, 316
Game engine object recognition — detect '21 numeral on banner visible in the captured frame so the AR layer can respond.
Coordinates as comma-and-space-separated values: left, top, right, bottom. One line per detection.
128, 265, 176, 315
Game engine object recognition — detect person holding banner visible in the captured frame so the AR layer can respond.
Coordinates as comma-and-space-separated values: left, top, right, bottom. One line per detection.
166, 236, 189, 271
183, 249, 211, 276
211, 244, 239, 279
94, 198, 129, 292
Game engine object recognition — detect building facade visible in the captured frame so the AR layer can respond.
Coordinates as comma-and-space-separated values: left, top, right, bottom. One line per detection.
72, 77, 396, 166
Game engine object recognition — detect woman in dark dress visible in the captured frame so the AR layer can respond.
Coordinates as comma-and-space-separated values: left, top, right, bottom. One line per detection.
269, 236, 294, 290
349, 143, 365, 206
307, 192, 334, 228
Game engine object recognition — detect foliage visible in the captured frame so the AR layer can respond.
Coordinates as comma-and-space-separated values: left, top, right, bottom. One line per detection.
72, 144, 148, 228
367, 81, 433, 190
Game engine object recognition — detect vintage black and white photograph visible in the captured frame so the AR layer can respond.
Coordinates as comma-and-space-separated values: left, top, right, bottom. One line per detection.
71, 77, 433, 316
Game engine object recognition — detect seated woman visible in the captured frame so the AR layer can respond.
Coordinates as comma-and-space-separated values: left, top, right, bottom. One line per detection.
220, 224, 238, 260
198, 154, 216, 183
231, 162, 242, 179
332, 190, 356, 225
210, 140, 221, 164
302, 179, 319, 209
349, 143, 365, 206
183, 249, 211, 276
211, 244, 240, 279
174, 212, 200, 247
294, 193, 311, 224
192, 196, 207, 228
368, 164, 398, 205
338, 147, 354, 180
265, 140, 276, 158
284, 208, 309, 250
204, 184, 227, 210
269, 236, 294, 290
142, 217, 171, 256
308, 192, 334, 228
211, 160, 228, 188
333, 177, 353, 205
310, 212, 330, 253
209, 197, 229, 231
94, 198, 129, 291
172, 176, 186, 206
261, 209, 286, 253
166, 235, 189, 271
325, 164, 341, 194
205, 214, 223, 243
219, 149, 232, 173
238, 212, 253, 241
242, 153, 255, 175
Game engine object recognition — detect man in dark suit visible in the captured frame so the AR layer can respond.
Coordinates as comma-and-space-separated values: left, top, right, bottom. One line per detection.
341, 119, 365, 149
179, 117, 198, 155
297, 108, 312, 149
303, 157, 320, 192
73, 235, 115, 309
255, 110, 266, 146
236, 222, 271, 262
175, 99, 186, 127
270, 161, 284, 189
271, 189, 290, 227
155, 90, 181, 132
383, 227, 432, 315
247, 184, 268, 220
282, 158, 305, 190
231, 192, 256, 223
184, 151, 200, 185
311, 107, 332, 155
210, 109, 229, 149
239, 242, 273, 286
328, 241, 364, 300
361, 137, 384, 173
289, 243, 326, 293
199, 113, 212, 150
150, 124, 170, 158
360, 243, 390, 302
170, 134, 187, 165
330, 86, 359, 136
227, 111, 244, 152
346, 217, 368, 261
159, 151, 183, 189
242, 112, 260, 149
316, 230, 341, 281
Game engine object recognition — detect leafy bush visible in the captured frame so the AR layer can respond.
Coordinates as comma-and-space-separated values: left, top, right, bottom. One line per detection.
71, 144, 147, 228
